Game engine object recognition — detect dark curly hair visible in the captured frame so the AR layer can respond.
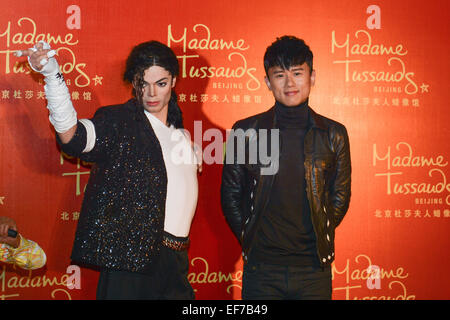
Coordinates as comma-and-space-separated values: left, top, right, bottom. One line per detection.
124, 40, 183, 129
263, 36, 313, 78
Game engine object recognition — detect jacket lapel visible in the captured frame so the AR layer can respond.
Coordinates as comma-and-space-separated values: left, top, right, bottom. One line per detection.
252, 106, 277, 217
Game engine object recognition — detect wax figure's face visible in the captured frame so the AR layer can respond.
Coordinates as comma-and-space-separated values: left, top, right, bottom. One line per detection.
265, 62, 315, 107
137, 65, 176, 123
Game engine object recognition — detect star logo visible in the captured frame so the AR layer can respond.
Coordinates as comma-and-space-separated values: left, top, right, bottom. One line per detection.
92, 75, 103, 86
420, 83, 429, 93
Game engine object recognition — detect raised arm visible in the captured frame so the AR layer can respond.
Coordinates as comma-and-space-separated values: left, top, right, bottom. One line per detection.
15, 41, 77, 144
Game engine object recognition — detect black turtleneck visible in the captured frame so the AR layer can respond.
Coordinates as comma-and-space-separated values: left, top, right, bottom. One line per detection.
275, 99, 309, 129
250, 99, 319, 266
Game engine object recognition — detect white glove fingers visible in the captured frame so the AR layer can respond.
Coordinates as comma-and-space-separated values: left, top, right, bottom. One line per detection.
34, 41, 44, 51
14, 40, 75, 134
47, 50, 56, 58
14, 48, 36, 57
37, 40, 51, 50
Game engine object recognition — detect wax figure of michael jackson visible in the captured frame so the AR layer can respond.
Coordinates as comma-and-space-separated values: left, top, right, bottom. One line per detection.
17, 40, 200, 299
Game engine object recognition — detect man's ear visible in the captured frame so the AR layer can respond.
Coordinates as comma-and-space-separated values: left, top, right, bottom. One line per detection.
171, 76, 177, 88
264, 76, 272, 91
310, 70, 316, 86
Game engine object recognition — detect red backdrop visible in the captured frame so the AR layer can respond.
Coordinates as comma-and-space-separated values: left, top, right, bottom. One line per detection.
0, 0, 449, 300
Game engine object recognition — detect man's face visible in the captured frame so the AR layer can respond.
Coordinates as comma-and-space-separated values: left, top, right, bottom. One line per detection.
265, 62, 315, 107
136, 65, 176, 123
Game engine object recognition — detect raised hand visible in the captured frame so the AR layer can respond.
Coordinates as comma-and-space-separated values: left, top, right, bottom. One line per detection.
15, 40, 59, 77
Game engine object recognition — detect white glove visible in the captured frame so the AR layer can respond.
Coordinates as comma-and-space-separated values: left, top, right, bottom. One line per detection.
26, 41, 59, 78
26, 41, 78, 133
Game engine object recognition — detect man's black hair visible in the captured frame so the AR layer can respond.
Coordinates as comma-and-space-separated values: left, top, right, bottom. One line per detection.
263, 36, 313, 77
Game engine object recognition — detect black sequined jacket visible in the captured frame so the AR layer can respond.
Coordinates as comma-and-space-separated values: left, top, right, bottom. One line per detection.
58, 99, 167, 273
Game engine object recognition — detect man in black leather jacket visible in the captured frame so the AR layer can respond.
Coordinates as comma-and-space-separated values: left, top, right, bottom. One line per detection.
221, 36, 351, 300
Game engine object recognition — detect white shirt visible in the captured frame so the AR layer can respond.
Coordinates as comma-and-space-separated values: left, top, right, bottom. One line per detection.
144, 111, 199, 237
80, 112, 199, 238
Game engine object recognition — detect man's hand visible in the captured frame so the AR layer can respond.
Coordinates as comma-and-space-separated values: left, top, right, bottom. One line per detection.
15, 41, 59, 77
0, 216, 20, 248
14, 40, 77, 139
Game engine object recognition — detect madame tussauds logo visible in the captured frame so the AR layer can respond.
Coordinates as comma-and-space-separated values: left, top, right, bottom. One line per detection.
333, 254, 415, 300
0, 17, 91, 87
331, 29, 419, 94
0, 264, 81, 300
167, 24, 261, 91
373, 142, 450, 203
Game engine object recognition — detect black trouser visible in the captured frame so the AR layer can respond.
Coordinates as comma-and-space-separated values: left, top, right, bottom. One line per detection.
96, 245, 194, 300
242, 261, 332, 300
